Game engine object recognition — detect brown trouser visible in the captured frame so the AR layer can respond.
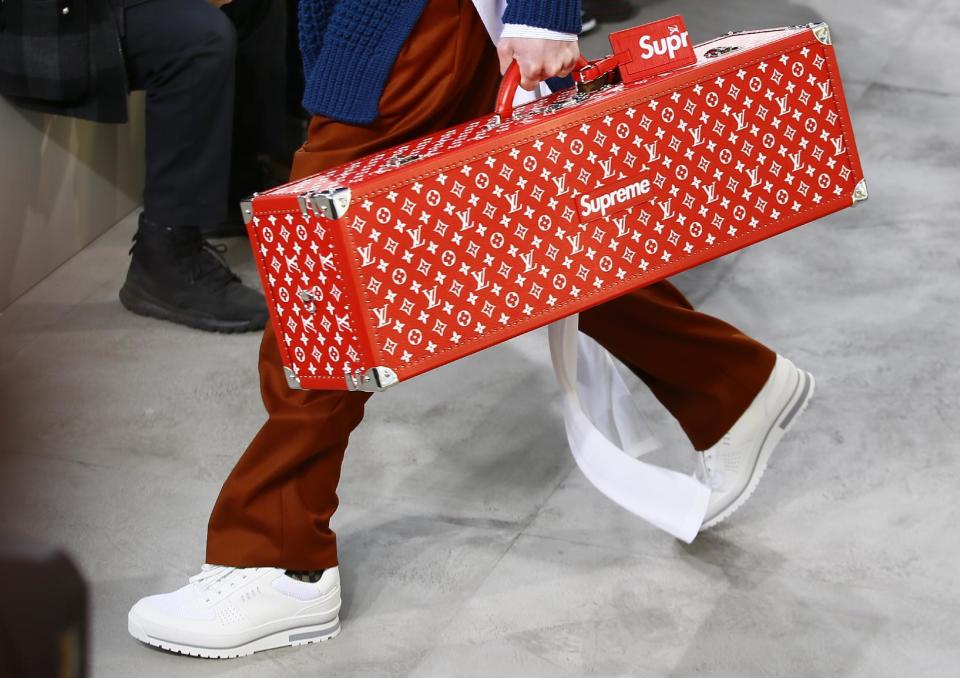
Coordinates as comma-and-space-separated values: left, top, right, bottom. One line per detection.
206, 0, 776, 571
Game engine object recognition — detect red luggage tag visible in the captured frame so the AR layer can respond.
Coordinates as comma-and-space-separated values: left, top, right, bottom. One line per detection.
608, 16, 697, 83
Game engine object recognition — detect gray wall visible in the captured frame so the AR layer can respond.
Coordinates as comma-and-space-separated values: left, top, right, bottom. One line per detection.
0, 94, 145, 310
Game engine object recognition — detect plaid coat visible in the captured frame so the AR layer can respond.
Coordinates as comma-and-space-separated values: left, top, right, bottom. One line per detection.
0, 0, 131, 123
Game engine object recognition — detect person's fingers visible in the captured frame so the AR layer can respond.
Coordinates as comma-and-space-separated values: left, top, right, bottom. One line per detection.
518, 58, 544, 90
549, 56, 568, 79
519, 73, 540, 91
503, 40, 583, 88
496, 41, 515, 76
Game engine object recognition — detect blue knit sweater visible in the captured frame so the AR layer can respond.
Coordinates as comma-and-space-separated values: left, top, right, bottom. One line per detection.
299, 0, 581, 124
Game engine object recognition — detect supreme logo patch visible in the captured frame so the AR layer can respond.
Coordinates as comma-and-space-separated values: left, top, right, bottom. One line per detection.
577, 175, 658, 220
609, 16, 697, 83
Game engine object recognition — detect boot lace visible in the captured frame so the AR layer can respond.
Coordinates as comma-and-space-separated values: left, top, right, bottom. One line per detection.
130, 227, 239, 290
188, 241, 240, 289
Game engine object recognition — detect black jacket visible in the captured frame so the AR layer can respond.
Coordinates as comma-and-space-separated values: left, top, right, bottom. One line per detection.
0, 0, 132, 123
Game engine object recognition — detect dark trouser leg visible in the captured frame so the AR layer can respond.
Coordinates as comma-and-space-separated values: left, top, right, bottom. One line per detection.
118, 0, 266, 332
579, 281, 777, 450
122, 0, 236, 229
222, 0, 288, 228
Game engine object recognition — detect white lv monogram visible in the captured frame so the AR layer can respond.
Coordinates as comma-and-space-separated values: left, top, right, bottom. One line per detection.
551, 174, 569, 195
407, 225, 425, 249
830, 136, 845, 156
422, 285, 441, 308
520, 250, 537, 273
776, 95, 791, 116
372, 305, 390, 328
357, 243, 375, 268
689, 125, 705, 147
457, 208, 475, 230
613, 215, 630, 239
790, 151, 804, 172
658, 197, 675, 219
643, 140, 661, 162
702, 183, 718, 204
599, 158, 616, 179
470, 268, 489, 290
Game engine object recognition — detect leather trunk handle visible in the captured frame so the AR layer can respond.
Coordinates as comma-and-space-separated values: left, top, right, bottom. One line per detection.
495, 55, 591, 121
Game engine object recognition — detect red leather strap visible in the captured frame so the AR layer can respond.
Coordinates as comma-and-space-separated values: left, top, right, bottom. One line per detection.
576, 54, 621, 83
495, 55, 590, 121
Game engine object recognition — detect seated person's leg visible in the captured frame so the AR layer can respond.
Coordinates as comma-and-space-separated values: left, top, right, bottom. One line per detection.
119, 0, 267, 333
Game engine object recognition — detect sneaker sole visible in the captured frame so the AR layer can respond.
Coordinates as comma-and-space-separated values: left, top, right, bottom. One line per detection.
128, 615, 341, 659
119, 283, 266, 334
700, 366, 815, 531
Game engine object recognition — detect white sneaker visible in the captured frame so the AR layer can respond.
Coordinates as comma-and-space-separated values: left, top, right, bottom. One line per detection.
697, 354, 815, 531
128, 565, 341, 659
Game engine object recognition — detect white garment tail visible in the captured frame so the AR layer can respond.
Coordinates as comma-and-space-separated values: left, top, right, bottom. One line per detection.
548, 320, 710, 543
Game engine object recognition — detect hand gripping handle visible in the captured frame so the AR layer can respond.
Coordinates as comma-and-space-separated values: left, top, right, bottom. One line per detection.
494, 55, 591, 121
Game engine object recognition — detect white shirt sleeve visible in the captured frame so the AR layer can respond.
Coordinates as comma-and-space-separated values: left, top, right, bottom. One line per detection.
501, 23, 579, 42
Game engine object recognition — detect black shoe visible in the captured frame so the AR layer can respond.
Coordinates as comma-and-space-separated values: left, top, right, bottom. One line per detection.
200, 216, 249, 239
580, 9, 598, 34
581, 0, 634, 23
119, 215, 268, 333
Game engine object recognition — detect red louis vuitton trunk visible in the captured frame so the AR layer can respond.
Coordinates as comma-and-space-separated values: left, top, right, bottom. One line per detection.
243, 22, 866, 392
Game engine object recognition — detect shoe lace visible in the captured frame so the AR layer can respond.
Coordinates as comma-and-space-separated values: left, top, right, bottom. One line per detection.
189, 241, 240, 289
696, 451, 726, 490
189, 565, 252, 602
130, 226, 239, 290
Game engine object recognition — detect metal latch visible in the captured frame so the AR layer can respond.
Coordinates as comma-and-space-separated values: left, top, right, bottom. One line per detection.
704, 45, 739, 58
544, 91, 589, 115
298, 289, 319, 313
345, 367, 399, 392
576, 55, 622, 95
298, 187, 351, 220
383, 153, 421, 169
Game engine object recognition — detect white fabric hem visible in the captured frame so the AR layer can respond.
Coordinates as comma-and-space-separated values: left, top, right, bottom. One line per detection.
501, 23, 579, 42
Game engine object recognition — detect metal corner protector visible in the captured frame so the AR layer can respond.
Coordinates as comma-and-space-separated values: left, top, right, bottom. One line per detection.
811, 23, 832, 46
309, 187, 352, 220
852, 178, 869, 206
240, 198, 254, 225
345, 367, 399, 393
283, 367, 304, 390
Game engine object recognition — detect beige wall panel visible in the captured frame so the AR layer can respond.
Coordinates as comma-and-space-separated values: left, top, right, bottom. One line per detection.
0, 94, 145, 310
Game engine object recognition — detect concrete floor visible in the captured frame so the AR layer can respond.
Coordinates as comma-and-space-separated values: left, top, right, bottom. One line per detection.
2, 0, 959, 676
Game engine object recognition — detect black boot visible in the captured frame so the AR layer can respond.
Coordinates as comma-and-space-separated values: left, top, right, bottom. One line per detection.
581, 0, 635, 23
119, 215, 268, 333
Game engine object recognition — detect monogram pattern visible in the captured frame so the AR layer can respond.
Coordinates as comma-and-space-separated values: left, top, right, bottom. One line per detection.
248, 27, 864, 389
